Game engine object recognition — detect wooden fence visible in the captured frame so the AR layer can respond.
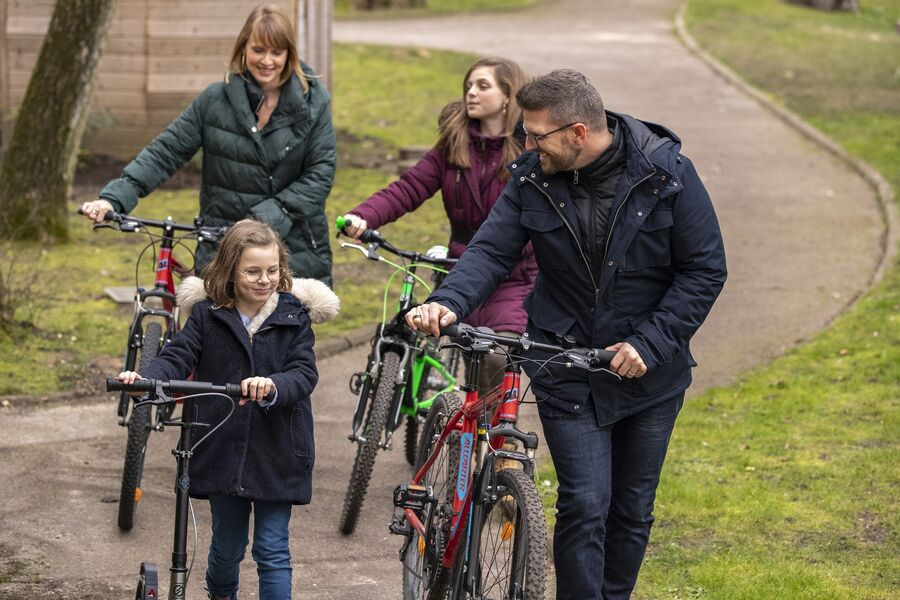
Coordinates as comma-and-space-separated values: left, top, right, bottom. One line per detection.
0, 0, 332, 159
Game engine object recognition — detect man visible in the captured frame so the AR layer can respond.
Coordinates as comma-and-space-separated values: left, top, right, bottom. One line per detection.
407, 69, 726, 599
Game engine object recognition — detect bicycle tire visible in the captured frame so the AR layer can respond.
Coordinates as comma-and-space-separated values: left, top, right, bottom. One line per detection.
404, 414, 420, 467
339, 350, 401, 535
402, 392, 462, 600
457, 468, 548, 600
117, 322, 162, 532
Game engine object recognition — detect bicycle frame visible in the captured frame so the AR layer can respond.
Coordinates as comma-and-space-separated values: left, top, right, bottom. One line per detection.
342, 240, 458, 448
404, 350, 538, 591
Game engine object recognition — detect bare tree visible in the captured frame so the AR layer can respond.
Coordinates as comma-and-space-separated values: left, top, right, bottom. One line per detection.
0, 0, 116, 242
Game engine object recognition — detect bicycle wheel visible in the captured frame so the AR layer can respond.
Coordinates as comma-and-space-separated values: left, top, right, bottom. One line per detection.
117, 322, 162, 531
403, 392, 462, 600
339, 350, 401, 535
462, 468, 548, 600
408, 338, 462, 467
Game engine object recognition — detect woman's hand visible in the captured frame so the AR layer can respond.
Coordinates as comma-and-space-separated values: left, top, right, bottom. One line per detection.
117, 371, 145, 395
80, 199, 114, 224
240, 376, 275, 406
341, 214, 368, 239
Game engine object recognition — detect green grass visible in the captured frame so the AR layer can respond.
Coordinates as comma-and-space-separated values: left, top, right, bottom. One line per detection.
334, 0, 537, 19
0, 43, 475, 395
610, 1, 900, 598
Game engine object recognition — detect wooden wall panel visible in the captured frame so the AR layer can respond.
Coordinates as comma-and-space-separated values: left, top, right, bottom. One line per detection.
1, 0, 331, 160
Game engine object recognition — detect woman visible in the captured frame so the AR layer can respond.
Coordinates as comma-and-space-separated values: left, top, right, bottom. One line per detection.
81, 4, 336, 286
342, 56, 536, 392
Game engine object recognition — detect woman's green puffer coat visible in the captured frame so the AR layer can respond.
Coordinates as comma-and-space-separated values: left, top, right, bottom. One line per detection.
99, 65, 336, 286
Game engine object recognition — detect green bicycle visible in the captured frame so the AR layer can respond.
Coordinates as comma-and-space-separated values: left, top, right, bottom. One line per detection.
336, 216, 462, 535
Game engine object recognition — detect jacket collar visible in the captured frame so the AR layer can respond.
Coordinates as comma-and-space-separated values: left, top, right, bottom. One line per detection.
508, 111, 682, 197
177, 276, 340, 325
224, 67, 319, 133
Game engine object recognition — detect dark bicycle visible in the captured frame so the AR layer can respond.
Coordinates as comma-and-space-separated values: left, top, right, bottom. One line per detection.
84, 210, 227, 531
107, 377, 242, 600
335, 216, 463, 535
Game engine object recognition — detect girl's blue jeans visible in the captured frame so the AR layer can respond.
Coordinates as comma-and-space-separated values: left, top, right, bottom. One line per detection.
205, 494, 293, 600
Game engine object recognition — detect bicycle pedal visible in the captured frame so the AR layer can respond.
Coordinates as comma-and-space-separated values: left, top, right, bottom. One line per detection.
388, 513, 412, 536
393, 483, 436, 512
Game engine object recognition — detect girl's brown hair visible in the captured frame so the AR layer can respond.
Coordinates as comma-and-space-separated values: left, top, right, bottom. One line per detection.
435, 57, 528, 181
202, 220, 293, 308
227, 4, 308, 93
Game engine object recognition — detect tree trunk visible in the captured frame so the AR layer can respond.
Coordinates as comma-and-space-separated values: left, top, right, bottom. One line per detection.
0, 0, 116, 243
786, 0, 859, 11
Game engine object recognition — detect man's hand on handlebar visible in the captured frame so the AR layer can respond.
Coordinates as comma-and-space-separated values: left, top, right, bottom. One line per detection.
79, 199, 115, 224
406, 302, 458, 337
340, 214, 368, 240
605, 342, 647, 379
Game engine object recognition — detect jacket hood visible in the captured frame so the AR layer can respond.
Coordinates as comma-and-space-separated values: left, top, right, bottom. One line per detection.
176, 276, 340, 325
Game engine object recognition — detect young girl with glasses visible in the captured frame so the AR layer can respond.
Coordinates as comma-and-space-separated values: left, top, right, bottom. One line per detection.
117, 219, 339, 599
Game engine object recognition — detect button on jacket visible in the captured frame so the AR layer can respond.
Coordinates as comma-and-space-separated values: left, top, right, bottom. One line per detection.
428, 112, 727, 424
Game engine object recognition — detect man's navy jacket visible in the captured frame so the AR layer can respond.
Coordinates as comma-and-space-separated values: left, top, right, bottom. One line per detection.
428, 112, 727, 425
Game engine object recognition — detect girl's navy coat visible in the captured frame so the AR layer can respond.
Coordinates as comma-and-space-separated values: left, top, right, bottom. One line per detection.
139, 277, 339, 504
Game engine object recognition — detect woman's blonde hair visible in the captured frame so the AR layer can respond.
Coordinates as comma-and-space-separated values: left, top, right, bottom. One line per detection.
227, 4, 308, 93
436, 57, 528, 181
202, 219, 293, 308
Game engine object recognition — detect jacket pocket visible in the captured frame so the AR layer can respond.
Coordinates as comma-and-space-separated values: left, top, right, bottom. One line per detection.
520, 207, 565, 233
620, 208, 673, 272
250, 197, 293, 239
290, 404, 312, 459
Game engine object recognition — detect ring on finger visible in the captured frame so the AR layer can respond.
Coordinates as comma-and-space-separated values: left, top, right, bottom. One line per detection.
412, 313, 422, 320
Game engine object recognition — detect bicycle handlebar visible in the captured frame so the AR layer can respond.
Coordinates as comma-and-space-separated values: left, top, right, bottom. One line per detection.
78, 209, 228, 243
335, 215, 457, 268
441, 323, 617, 369
106, 378, 242, 399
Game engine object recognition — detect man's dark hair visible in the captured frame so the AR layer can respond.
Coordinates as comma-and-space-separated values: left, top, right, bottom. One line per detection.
516, 69, 606, 130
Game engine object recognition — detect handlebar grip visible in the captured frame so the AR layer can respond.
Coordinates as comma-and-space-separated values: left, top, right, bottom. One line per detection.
78, 207, 117, 221
107, 378, 155, 392
592, 349, 618, 367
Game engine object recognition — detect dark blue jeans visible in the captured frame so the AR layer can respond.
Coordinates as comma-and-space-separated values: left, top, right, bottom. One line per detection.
206, 495, 293, 600
538, 391, 684, 600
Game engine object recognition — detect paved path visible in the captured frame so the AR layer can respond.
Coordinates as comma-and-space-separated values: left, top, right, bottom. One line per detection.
0, 1, 885, 598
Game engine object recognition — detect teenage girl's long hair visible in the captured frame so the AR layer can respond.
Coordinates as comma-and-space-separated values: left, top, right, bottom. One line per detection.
436, 57, 528, 181
226, 4, 309, 94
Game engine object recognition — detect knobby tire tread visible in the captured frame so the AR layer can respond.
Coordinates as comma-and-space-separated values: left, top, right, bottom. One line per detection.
463, 468, 548, 600
117, 322, 162, 531
339, 351, 400, 535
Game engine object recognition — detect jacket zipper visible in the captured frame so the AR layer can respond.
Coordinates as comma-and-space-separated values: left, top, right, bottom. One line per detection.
455, 170, 462, 210
303, 221, 318, 248
525, 178, 598, 300
602, 170, 656, 269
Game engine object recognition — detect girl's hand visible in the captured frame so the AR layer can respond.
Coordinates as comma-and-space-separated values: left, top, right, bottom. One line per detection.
117, 371, 145, 395
80, 199, 114, 224
240, 376, 275, 406
341, 214, 368, 240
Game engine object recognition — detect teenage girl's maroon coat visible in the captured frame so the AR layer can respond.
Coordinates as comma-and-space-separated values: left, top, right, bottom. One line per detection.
349, 125, 537, 333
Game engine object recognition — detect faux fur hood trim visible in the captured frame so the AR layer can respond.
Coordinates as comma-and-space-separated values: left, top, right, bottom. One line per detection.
176, 276, 340, 325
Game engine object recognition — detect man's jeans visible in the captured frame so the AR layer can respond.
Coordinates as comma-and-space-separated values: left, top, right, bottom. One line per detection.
206, 495, 293, 600
539, 391, 684, 600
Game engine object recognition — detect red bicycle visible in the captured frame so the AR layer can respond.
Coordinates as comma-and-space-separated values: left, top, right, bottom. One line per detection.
390, 323, 615, 600
85, 210, 227, 531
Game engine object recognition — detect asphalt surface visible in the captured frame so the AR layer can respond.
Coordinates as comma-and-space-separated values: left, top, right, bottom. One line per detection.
0, 0, 886, 598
